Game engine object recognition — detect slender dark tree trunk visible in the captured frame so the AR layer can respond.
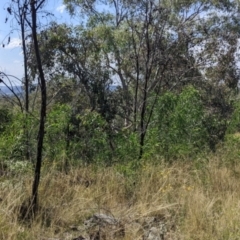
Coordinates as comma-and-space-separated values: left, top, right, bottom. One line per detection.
30, 0, 47, 214
138, 77, 148, 160
64, 123, 70, 174
138, 2, 151, 160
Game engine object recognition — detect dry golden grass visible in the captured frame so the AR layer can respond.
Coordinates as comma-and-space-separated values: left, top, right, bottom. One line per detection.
1, 156, 240, 239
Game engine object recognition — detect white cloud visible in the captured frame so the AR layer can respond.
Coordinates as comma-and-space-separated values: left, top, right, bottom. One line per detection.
56, 5, 66, 13
4, 38, 21, 49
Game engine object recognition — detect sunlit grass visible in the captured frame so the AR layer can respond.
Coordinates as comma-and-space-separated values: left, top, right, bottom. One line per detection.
1, 150, 240, 239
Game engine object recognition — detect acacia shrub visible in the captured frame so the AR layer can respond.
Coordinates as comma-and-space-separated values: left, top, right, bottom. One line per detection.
146, 86, 208, 160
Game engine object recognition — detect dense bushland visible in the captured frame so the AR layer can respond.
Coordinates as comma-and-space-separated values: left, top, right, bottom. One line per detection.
1, 85, 238, 166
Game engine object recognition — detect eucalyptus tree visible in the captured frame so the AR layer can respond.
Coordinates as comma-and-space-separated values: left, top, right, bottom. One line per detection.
60, 0, 240, 158
190, 1, 240, 150
26, 21, 119, 163
4, 0, 48, 216
20, 0, 240, 163
27, 22, 115, 115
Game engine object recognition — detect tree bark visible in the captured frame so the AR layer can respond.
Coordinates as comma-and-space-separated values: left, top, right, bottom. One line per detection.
30, 0, 47, 214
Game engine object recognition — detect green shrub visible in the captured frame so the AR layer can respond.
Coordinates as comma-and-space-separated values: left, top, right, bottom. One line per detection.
146, 86, 208, 160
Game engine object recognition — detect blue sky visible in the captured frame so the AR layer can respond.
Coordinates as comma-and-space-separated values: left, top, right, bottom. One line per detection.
0, 0, 78, 85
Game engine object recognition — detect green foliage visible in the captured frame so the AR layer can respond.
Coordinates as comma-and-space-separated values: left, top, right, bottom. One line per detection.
146, 86, 207, 160
226, 100, 240, 134
0, 108, 12, 134
220, 133, 240, 166
75, 109, 111, 164
203, 115, 227, 152
45, 105, 114, 165
114, 131, 139, 163
7, 160, 32, 174
0, 112, 37, 161
218, 100, 240, 165
45, 104, 71, 160
2, 0, 240, 170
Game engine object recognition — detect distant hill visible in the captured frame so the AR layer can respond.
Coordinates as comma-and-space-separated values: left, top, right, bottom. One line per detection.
0, 85, 23, 96
0, 85, 119, 96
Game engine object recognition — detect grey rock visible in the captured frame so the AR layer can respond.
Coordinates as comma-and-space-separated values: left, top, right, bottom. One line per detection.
142, 216, 167, 240
144, 227, 163, 240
